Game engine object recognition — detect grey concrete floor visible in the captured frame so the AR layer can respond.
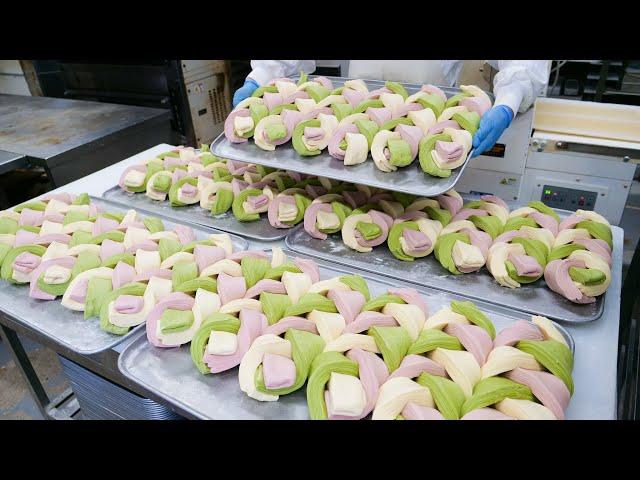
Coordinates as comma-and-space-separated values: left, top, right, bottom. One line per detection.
0, 334, 69, 420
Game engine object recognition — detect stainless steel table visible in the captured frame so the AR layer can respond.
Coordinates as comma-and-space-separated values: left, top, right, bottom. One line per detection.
0, 144, 624, 420
0, 149, 27, 175
0, 94, 173, 187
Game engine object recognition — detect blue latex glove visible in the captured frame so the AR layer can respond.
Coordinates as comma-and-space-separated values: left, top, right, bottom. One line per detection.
471, 105, 514, 157
232, 78, 259, 108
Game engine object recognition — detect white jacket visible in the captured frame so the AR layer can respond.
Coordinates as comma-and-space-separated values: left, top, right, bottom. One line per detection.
247, 60, 550, 115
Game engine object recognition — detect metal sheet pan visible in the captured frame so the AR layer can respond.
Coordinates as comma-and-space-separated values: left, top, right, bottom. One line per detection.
210, 76, 489, 198
0, 197, 248, 356
118, 249, 573, 420
284, 226, 622, 324
102, 186, 296, 242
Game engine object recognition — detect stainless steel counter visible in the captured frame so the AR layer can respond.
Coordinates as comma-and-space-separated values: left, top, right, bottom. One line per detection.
0, 143, 623, 419
0, 94, 172, 186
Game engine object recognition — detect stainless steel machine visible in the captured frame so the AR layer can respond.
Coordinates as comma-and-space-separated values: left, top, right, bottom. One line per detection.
456, 97, 639, 225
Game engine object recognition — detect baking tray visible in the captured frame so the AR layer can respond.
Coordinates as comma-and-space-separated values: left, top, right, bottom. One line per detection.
284, 226, 622, 324
0, 196, 248, 356
102, 186, 296, 242
118, 248, 573, 420
210, 76, 492, 198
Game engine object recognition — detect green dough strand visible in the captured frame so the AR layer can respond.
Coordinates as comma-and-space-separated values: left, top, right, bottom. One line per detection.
181, 240, 213, 254
250, 103, 269, 129
547, 244, 587, 262
452, 110, 481, 135
175, 277, 218, 294
355, 221, 382, 241
172, 262, 198, 290
354, 99, 384, 114
143, 217, 165, 234
152, 174, 171, 193
419, 133, 453, 178
517, 339, 574, 394
260, 292, 292, 325
575, 220, 613, 249
527, 201, 561, 223
169, 177, 198, 207
305, 84, 330, 103
505, 261, 542, 284
317, 202, 351, 235
63, 211, 89, 225
416, 372, 466, 420
408, 328, 463, 355
1, 244, 46, 283
469, 214, 503, 240
284, 292, 337, 317
297, 71, 308, 85
293, 119, 322, 157
392, 191, 417, 208
251, 85, 278, 98
89, 230, 125, 245
255, 329, 325, 396
265, 123, 287, 142
434, 232, 470, 275
159, 309, 194, 334
72, 193, 90, 205
0, 244, 12, 265
388, 222, 420, 262
354, 119, 379, 149
380, 117, 414, 132
232, 188, 262, 222
84, 277, 113, 319
416, 92, 445, 118
19, 225, 40, 234
307, 351, 359, 420
100, 212, 125, 223
445, 92, 472, 109
511, 237, 548, 264
13, 201, 46, 213
385, 81, 409, 99
264, 262, 302, 280
210, 188, 234, 216
368, 326, 412, 372
241, 256, 270, 288
569, 266, 606, 286
190, 313, 241, 374
0, 217, 18, 235
424, 206, 452, 226
99, 282, 147, 335
388, 138, 414, 167
450, 300, 496, 339
460, 376, 534, 417
71, 252, 101, 278
362, 294, 406, 312
289, 194, 311, 225
159, 238, 182, 262
339, 274, 371, 301
503, 216, 538, 232
332, 103, 353, 121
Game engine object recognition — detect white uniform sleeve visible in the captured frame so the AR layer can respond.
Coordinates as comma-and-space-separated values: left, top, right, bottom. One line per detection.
487, 60, 550, 115
247, 60, 316, 86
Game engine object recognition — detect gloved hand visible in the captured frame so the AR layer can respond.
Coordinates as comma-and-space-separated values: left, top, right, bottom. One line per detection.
471, 105, 514, 157
232, 78, 260, 108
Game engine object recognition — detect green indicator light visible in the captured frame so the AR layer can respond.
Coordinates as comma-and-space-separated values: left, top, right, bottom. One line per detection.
544, 189, 551, 194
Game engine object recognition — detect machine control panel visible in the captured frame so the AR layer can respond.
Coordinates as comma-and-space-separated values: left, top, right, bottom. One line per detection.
541, 185, 597, 211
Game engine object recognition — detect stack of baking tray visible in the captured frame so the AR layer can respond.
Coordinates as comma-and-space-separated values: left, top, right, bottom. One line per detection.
210, 76, 493, 198
117, 249, 576, 420
58, 356, 182, 420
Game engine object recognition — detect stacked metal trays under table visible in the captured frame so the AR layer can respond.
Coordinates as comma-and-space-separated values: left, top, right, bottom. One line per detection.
117, 249, 578, 420
0, 196, 248, 355
210, 76, 492, 198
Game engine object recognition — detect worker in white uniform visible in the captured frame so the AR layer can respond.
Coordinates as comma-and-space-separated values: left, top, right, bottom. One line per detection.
232, 60, 550, 156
